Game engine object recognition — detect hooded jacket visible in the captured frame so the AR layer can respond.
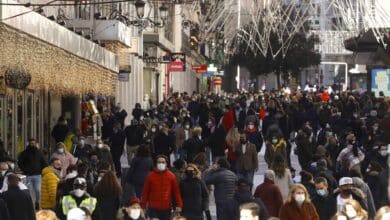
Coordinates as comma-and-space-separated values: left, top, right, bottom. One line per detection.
204, 168, 237, 203
41, 166, 60, 209
141, 168, 183, 210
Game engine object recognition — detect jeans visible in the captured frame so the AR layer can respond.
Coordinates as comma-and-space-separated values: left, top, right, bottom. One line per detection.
237, 170, 255, 185
27, 175, 41, 208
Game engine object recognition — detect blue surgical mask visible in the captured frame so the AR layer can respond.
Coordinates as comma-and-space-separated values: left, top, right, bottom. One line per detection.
317, 189, 327, 197
79, 140, 85, 145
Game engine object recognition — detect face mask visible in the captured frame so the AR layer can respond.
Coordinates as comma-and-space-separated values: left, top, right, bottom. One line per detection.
9, 163, 15, 170
248, 125, 255, 129
79, 140, 85, 145
58, 148, 64, 153
186, 170, 194, 178
130, 208, 141, 219
140, 116, 144, 121
346, 209, 357, 218
184, 125, 190, 129
151, 128, 156, 132
272, 138, 278, 144
317, 189, 327, 197
1, 170, 6, 176
240, 139, 246, 144
157, 163, 166, 171
294, 194, 305, 204
380, 150, 388, 157
97, 176, 102, 182
342, 189, 352, 196
54, 167, 62, 172
97, 144, 103, 149
73, 189, 85, 197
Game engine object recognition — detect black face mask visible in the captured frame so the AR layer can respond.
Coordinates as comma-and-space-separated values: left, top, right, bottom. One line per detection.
341, 189, 352, 196
54, 167, 62, 172
240, 139, 246, 144
185, 170, 194, 178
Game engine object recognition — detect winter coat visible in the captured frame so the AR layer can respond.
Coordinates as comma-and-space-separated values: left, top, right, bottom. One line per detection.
125, 125, 145, 146
264, 139, 287, 166
0, 198, 10, 220
352, 177, 376, 219
141, 168, 183, 210
220, 189, 270, 220
377, 167, 389, 208
206, 126, 226, 158
41, 166, 60, 209
51, 123, 69, 143
95, 194, 120, 220
253, 179, 283, 217
312, 192, 337, 220
222, 110, 235, 132
127, 157, 153, 186
179, 177, 209, 220
333, 187, 368, 212
73, 144, 93, 161
110, 130, 126, 158
182, 136, 205, 162
235, 142, 258, 171
17, 146, 48, 176
280, 201, 319, 220
295, 135, 315, 170
1, 186, 36, 220
246, 129, 263, 152
51, 151, 77, 177
153, 132, 175, 158
204, 168, 237, 203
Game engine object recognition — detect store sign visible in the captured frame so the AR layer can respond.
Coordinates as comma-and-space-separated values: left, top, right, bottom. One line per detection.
118, 71, 130, 81
192, 65, 208, 73
168, 61, 185, 72
143, 52, 186, 70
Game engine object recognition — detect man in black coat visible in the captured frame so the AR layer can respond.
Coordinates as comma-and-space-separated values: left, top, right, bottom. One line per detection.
206, 125, 226, 162
312, 177, 337, 220
0, 198, 10, 220
110, 123, 126, 177
17, 139, 47, 209
51, 116, 69, 143
153, 123, 175, 162
125, 119, 145, 161
220, 178, 269, 220
1, 174, 36, 220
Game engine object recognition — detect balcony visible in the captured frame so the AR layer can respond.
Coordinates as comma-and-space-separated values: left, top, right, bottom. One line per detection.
66, 19, 132, 48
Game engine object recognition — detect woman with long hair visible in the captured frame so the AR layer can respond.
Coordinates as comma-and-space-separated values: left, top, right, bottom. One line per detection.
342, 199, 368, 220
94, 170, 123, 220
179, 164, 210, 220
225, 127, 240, 172
271, 154, 293, 201
279, 184, 319, 220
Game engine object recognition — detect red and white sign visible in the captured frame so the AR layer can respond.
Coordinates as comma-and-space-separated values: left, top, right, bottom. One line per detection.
192, 65, 208, 73
168, 61, 185, 72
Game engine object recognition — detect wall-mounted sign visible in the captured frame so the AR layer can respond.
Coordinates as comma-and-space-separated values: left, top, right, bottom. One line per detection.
118, 71, 130, 82
143, 52, 186, 70
168, 61, 185, 72
192, 65, 207, 73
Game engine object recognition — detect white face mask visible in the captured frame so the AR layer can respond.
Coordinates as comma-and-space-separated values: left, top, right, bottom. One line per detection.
58, 148, 64, 153
97, 176, 102, 182
157, 163, 166, 171
1, 170, 6, 176
97, 144, 103, 149
129, 209, 141, 219
73, 189, 85, 197
184, 125, 190, 129
294, 194, 305, 204
151, 128, 156, 132
9, 163, 15, 170
248, 125, 255, 129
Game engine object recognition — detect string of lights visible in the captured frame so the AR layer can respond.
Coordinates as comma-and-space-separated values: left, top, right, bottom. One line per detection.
0, 0, 196, 6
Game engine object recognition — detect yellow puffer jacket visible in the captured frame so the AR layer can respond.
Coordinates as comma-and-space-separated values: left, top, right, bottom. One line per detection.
41, 167, 60, 209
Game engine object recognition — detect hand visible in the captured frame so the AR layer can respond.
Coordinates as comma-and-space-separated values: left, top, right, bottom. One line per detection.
175, 207, 182, 212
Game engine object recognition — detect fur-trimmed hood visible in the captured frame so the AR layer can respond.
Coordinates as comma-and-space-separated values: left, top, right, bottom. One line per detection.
333, 186, 365, 200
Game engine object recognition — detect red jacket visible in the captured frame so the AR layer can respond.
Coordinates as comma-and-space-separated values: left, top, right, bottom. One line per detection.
253, 179, 283, 217
222, 110, 235, 132
141, 168, 183, 210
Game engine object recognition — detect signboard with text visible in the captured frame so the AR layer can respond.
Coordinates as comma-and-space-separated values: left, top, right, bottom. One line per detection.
192, 65, 207, 73
168, 61, 185, 72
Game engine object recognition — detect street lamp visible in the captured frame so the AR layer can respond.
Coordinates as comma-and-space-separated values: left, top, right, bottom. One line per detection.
159, 4, 169, 23
135, 0, 145, 19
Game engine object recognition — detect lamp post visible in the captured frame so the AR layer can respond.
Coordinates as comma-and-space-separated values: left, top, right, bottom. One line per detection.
129, 1, 169, 34
135, 0, 145, 19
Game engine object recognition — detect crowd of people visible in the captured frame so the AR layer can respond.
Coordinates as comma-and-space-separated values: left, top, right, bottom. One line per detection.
0, 88, 389, 220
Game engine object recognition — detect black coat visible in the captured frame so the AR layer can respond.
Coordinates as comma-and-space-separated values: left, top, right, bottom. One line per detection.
0, 198, 10, 220
180, 177, 209, 220
220, 190, 269, 220
110, 130, 126, 158
153, 132, 174, 158
312, 193, 337, 220
17, 146, 47, 176
96, 194, 120, 220
182, 137, 205, 162
132, 108, 144, 121
1, 186, 36, 220
51, 124, 69, 143
246, 130, 263, 152
126, 157, 153, 186
206, 126, 226, 158
125, 125, 145, 146
204, 168, 237, 203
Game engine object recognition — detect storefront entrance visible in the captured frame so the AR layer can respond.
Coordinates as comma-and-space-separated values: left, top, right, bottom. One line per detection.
0, 88, 43, 158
